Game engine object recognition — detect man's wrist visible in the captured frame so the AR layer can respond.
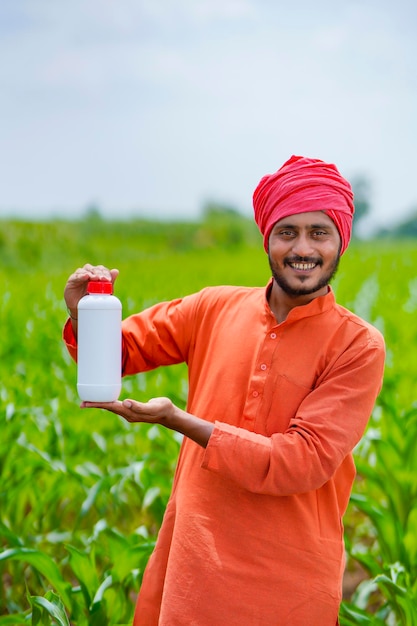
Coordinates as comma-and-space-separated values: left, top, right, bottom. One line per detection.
164, 403, 184, 431
167, 405, 213, 448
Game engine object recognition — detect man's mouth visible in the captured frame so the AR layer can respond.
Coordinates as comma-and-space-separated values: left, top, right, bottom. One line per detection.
287, 261, 319, 271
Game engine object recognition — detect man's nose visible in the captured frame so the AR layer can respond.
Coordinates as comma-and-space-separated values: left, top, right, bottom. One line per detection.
291, 234, 314, 257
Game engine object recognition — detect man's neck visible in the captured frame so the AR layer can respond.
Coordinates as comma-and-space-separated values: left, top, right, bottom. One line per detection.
268, 281, 329, 324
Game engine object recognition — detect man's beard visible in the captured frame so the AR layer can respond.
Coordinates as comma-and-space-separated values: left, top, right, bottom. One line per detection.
268, 253, 340, 297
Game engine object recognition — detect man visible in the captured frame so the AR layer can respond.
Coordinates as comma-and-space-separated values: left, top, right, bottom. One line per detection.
64, 155, 385, 625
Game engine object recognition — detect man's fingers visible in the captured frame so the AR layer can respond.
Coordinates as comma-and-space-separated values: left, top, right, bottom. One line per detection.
80, 399, 144, 423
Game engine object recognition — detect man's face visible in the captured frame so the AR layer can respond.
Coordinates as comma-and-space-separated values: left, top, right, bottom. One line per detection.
268, 211, 341, 297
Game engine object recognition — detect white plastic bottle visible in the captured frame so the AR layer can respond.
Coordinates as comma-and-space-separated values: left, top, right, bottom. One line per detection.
77, 281, 122, 402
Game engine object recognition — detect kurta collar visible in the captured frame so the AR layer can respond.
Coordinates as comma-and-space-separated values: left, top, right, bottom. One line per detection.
264, 279, 336, 325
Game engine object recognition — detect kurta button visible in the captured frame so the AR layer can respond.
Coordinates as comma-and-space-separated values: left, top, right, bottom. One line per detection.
270, 332, 277, 339
253, 391, 259, 397
260, 364, 267, 370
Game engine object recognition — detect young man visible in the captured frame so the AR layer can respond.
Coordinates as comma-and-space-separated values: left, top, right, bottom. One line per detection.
64, 155, 385, 625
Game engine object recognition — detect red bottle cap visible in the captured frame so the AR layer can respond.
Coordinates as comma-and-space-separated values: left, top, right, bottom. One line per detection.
87, 281, 113, 294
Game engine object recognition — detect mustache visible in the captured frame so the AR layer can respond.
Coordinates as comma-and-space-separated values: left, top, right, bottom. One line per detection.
285, 256, 322, 265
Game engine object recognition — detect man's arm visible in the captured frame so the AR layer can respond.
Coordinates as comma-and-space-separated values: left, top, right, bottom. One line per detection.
201, 331, 386, 496
82, 327, 385, 496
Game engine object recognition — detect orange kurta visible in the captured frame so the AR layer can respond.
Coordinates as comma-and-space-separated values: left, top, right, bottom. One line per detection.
64, 282, 385, 625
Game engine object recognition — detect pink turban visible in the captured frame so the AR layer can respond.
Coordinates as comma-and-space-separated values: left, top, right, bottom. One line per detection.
253, 155, 354, 255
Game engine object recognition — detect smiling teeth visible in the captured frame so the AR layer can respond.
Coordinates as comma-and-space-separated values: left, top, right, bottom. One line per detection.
291, 262, 316, 270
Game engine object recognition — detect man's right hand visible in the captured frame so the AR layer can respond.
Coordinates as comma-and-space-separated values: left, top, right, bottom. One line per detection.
64, 263, 119, 318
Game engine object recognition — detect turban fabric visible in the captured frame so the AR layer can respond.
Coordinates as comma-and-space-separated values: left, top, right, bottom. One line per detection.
253, 155, 355, 255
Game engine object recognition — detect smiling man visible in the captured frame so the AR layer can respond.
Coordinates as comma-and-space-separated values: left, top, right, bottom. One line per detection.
63, 155, 386, 626
267, 211, 341, 320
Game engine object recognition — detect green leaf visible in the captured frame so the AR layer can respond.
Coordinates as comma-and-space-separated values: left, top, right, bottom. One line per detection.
0, 519, 24, 547
339, 601, 387, 625
29, 591, 70, 626
92, 574, 113, 605
100, 527, 154, 581
66, 544, 99, 608
404, 507, 417, 568
86, 575, 114, 626
349, 549, 383, 579
142, 486, 161, 510
79, 477, 108, 517
0, 615, 28, 624
0, 547, 72, 608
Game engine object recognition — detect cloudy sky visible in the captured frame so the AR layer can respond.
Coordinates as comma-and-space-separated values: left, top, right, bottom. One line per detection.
1, 0, 416, 231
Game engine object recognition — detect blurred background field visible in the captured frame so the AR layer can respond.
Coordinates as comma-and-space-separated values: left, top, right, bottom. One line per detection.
1, 215, 417, 625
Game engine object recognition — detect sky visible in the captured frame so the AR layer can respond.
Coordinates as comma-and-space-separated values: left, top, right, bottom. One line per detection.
1, 0, 416, 232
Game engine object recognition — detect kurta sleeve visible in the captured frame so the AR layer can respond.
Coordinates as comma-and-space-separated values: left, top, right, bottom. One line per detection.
120, 295, 197, 375
63, 295, 197, 373
201, 328, 385, 496
63, 318, 77, 360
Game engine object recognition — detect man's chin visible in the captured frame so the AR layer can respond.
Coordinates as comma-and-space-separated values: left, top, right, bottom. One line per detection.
275, 277, 329, 297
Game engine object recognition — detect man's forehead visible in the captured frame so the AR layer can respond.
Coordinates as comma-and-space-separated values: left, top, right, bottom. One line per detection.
273, 211, 336, 228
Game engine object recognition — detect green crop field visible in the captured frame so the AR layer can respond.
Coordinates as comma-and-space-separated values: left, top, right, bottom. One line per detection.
1, 215, 416, 625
